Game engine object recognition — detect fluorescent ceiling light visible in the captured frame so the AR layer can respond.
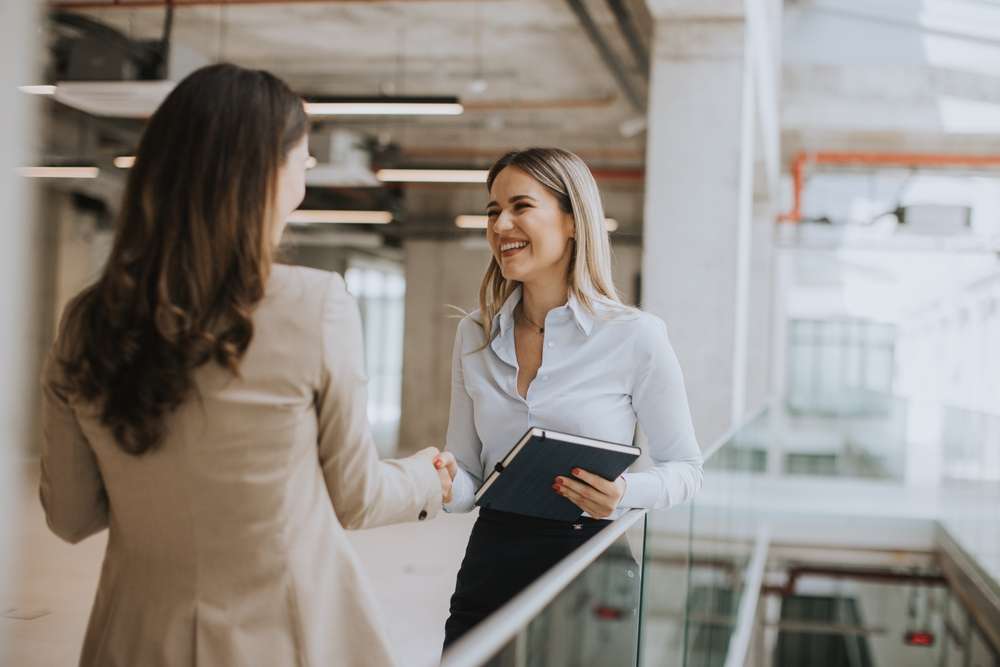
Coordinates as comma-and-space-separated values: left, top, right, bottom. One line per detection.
304, 96, 462, 117
455, 215, 490, 229
19, 166, 99, 179
455, 215, 620, 231
378, 169, 489, 184
287, 210, 392, 225
20, 85, 56, 95
116, 154, 314, 171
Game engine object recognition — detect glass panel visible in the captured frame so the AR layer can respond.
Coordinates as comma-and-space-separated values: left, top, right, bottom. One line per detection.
638, 502, 693, 666
939, 405, 1000, 590
640, 431, 764, 667
479, 518, 647, 667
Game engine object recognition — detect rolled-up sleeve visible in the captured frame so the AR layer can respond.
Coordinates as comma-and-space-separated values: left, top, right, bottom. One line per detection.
443, 319, 485, 513
39, 339, 109, 544
620, 316, 704, 510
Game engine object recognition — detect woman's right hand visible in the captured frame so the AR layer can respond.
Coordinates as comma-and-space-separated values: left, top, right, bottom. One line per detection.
433, 451, 458, 504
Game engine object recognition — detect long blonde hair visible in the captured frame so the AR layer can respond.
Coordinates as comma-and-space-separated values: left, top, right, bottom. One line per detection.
477, 147, 626, 341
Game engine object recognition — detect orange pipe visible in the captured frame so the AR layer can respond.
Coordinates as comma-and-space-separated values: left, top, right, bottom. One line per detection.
778, 151, 1000, 223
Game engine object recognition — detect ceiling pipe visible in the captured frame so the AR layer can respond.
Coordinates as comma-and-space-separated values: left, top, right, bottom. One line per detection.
778, 150, 1000, 223
605, 0, 649, 75
564, 0, 644, 113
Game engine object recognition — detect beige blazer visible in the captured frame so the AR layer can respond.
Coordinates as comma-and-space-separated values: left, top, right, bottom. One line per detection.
40, 264, 442, 667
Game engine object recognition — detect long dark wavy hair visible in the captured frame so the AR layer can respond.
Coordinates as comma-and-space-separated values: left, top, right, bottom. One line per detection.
56, 63, 309, 455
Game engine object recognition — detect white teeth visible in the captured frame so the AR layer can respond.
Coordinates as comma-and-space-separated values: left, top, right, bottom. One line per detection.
501, 241, 529, 252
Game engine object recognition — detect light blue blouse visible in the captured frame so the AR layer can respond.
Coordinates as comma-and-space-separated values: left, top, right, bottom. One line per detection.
443, 286, 704, 517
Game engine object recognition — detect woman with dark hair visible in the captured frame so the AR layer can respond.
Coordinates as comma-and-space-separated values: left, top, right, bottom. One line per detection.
40, 63, 449, 667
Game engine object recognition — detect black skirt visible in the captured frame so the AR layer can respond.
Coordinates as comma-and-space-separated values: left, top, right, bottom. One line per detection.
443, 508, 612, 649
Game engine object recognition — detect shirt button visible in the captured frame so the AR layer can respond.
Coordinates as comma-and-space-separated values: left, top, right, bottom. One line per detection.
547, 342, 555, 348
542, 375, 549, 381
418, 510, 427, 521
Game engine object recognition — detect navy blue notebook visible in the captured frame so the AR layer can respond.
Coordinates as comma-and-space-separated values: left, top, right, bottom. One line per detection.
474, 428, 641, 521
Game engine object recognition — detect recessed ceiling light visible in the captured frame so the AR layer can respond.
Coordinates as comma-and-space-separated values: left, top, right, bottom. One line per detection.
378, 169, 489, 184
287, 210, 393, 225
19, 166, 99, 179
113, 156, 136, 169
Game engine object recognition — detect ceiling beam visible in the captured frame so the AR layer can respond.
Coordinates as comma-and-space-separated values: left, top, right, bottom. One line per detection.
564, 0, 645, 112
606, 0, 650, 74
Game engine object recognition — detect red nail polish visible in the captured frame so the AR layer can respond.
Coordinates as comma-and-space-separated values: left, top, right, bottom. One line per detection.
552, 484, 560, 491
572, 468, 581, 476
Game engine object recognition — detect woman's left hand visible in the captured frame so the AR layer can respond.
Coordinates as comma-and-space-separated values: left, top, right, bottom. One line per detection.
554, 468, 626, 519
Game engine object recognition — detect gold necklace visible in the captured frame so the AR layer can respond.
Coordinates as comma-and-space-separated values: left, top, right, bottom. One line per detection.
517, 304, 545, 334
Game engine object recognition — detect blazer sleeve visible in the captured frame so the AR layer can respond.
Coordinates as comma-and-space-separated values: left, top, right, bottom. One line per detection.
315, 272, 442, 530
442, 319, 484, 513
38, 326, 109, 544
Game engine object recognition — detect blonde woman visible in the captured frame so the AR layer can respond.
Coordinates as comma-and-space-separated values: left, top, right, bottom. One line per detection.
435, 148, 704, 647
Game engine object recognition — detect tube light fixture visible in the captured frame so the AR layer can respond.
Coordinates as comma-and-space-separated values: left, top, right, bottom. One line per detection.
377, 169, 489, 184
114, 156, 136, 169
304, 96, 463, 117
287, 210, 393, 225
19, 166, 99, 179
455, 215, 490, 229
455, 215, 620, 231
19, 85, 56, 95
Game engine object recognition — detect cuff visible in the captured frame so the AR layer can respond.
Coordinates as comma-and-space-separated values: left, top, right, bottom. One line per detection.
443, 467, 478, 513
400, 454, 443, 521
619, 471, 661, 509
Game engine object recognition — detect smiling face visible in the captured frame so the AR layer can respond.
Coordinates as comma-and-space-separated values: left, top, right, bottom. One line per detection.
486, 166, 575, 285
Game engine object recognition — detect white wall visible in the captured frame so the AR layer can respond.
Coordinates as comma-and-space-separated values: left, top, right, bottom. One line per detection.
897, 269, 1000, 416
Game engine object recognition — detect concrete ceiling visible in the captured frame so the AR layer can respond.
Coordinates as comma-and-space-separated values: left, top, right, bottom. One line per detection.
65, 0, 649, 158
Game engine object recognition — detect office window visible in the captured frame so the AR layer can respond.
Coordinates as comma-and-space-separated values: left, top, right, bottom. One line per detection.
344, 258, 405, 456
786, 318, 896, 416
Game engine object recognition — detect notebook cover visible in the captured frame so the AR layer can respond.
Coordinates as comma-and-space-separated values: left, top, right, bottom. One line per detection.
475, 429, 640, 521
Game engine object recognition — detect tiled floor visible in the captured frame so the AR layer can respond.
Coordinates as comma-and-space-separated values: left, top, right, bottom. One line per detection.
3, 462, 476, 667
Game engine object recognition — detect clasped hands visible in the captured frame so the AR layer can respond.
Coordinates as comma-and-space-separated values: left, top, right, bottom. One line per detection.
425, 449, 624, 518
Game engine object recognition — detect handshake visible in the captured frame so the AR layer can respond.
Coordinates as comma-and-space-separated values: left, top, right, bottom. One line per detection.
417, 447, 458, 504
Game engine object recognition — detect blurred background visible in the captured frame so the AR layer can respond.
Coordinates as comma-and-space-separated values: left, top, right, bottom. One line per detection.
3, 1, 1000, 666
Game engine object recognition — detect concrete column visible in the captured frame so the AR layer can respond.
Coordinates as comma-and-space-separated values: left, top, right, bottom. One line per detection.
1, 0, 40, 631
641, 3, 759, 444
399, 239, 492, 455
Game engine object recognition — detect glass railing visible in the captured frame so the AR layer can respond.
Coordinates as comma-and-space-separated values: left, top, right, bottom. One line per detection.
439, 408, 769, 667
937, 404, 1000, 592
438, 396, 1000, 666
439, 508, 647, 667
